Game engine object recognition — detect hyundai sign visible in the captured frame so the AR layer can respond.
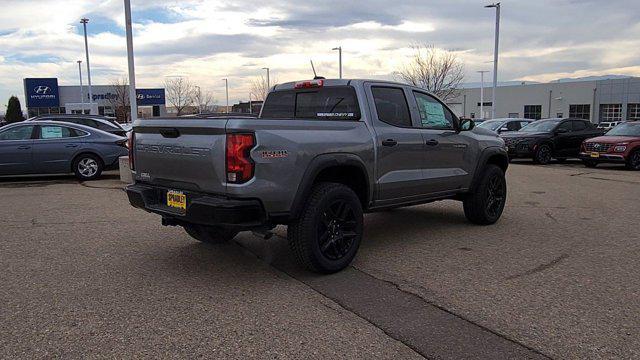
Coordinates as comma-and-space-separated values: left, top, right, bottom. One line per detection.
24, 78, 59, 107
136, 88, 165, 106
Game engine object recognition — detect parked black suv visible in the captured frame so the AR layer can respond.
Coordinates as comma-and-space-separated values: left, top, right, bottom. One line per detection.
27, 114, 128, 137
501, 118, 603, 164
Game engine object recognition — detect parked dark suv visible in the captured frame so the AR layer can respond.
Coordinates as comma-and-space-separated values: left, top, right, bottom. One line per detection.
27, 114, 128, 137
501, 118, 603, 164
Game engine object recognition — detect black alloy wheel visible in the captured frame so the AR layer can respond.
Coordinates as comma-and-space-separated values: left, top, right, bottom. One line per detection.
534, 144, 552, 165
318, 199, 358, 261
485, 172, 506, 220
627, 150, 640, 170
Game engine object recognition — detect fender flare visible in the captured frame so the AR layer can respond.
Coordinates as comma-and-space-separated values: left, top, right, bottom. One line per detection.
469, 146, 509, 191
289, 153, 371, 220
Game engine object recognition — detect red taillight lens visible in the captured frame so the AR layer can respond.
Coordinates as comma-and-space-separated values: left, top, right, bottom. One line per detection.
128, 132, 135, 171
294, 79, 324, 89
226, 133, 255, 183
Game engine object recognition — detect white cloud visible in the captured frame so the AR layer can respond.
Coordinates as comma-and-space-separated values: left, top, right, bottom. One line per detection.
0, 0, 639, 110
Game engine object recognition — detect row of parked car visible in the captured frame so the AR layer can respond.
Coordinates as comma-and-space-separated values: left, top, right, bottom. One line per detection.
0, 114, 131, 180
475, 117, 640, 170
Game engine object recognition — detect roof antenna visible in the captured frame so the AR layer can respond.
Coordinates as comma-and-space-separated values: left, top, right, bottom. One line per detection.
310, 59, 325, 80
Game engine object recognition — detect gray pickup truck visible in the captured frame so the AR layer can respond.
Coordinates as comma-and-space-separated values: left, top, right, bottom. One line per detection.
126, 79, 508, 273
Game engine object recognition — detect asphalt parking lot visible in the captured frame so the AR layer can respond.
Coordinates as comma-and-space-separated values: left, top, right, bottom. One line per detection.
1, 162, 639, 359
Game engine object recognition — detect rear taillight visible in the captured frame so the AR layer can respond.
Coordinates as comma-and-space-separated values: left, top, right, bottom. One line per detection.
128, 132, 135, 171
226, 133, 255, 183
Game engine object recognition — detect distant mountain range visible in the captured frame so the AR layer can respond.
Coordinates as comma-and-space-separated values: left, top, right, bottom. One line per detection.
461, 74, 634, 89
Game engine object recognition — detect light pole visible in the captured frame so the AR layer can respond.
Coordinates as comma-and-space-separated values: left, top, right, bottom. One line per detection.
195, 85, 201, 114
123, 0, 137, 122
478, 70, 489, 119
222, 78, 229, 113
332, 46, 342, 79
249, 93, 254, 114
77, 60, 84, 112
80, 18, 93, 114
485, 2, 500, 119
262, 67, 270, 89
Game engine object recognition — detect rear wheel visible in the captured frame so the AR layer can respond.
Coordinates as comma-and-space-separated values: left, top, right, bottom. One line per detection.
533, 144, 552, 165
288, 182, 363, 274
73, 154, 103, 180
463, 165, 507, 225
626, 149, 640, 170
184, 224, 238, 244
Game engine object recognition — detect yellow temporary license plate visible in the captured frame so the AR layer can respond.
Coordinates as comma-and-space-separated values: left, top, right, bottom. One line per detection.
167, 190, 186, 211
590, 152, 600, 158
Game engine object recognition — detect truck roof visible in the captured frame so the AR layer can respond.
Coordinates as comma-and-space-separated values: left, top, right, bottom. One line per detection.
273, 78, 410, 91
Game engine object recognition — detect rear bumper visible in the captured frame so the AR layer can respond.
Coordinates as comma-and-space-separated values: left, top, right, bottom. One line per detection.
578, 152, 626, 163
126, 183, 267, 229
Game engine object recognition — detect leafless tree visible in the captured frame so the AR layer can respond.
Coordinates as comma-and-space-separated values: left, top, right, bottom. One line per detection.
107, 77, 131, 122
250, 74, 275, 102
193, 86, 215, 114
395, 44, 465, 102
164, 77, 196, 116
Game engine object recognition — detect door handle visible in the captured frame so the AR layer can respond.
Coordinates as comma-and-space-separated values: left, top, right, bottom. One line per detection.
65, 144, 78, 148
425, 139, 439, 146
382, 139, 398, 147
17, 145, 31, 150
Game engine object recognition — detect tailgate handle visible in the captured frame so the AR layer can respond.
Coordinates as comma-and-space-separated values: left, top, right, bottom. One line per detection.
159, 128, 180, 138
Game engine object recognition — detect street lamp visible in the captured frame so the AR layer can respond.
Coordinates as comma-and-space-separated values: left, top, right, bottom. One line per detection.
485, 2, 500, 119
80, 17, 93, 114
262, 67, 270, 89
332, 46, 342, 79
77, 60, 84, 112
477, 70, 489, 119
222, 78, 229, 113
123, 0, 137, 122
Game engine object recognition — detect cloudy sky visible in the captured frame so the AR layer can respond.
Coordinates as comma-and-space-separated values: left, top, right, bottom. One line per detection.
0, 0, 638, 110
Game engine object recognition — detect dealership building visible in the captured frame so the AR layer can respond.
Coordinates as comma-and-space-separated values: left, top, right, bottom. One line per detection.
446, 76, 640, 123
23, 78, 167, 119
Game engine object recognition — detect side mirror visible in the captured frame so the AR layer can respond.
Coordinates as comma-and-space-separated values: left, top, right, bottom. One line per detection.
499, 126, 509, 133
460, 118, 475, 131
556, 128, 568, 134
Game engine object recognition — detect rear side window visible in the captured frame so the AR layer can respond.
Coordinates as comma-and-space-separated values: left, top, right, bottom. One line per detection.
39, 126, 78, 139
261, 87, 360, 120
572, 120, 587, 131
371, 87, 411, 127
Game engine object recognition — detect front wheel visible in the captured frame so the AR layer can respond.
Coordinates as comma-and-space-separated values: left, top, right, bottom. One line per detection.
582, 160, 598, 168
626, 150, 640, 170
533, 144, 552, 165
184, 224, 238, 244
463, 164, 507, 225
288, 183, 363, 274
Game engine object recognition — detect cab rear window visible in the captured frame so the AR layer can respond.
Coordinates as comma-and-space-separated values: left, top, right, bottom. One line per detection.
260, 87, 360, 120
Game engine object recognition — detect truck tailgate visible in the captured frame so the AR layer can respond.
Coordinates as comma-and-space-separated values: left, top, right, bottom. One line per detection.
132, 119, 228, 194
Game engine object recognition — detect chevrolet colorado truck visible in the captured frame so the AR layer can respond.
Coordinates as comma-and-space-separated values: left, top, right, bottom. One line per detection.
126, 79, 509, 273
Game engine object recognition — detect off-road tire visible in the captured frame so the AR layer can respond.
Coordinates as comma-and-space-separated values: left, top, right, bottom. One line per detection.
184, 224, 238, 244
288, 182, 363, 274
463, 164, 507, 225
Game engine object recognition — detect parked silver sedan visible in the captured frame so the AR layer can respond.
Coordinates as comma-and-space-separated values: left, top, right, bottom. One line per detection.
0, 121, 128, 180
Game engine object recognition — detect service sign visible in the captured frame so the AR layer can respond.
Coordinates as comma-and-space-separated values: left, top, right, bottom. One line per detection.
24, 78, 59, 108
136, 88, 165, 106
